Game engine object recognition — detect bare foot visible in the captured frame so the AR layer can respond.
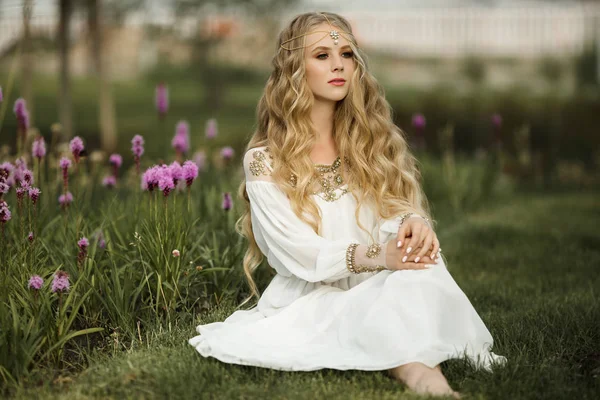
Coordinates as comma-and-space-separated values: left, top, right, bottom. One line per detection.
388, 362, 461, 398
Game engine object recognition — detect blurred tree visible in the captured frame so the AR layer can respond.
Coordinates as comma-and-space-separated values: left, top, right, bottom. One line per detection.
87, 0, 118, 152
58, 0, 74, 139
173, 0, 298, 112
22, 0, 34, 126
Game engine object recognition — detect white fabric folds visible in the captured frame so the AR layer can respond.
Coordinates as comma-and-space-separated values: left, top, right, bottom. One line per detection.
188, 147, 507, 372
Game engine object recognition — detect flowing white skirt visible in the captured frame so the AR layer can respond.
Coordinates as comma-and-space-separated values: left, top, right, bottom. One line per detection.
188, 261, 506, 372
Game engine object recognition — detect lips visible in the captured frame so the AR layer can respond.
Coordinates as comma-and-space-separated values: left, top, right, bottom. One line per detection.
328, 78, 346, 83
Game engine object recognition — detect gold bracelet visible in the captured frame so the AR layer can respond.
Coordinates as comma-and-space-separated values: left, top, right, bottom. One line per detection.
346, 243, 386, 274
399, 212, 431, 228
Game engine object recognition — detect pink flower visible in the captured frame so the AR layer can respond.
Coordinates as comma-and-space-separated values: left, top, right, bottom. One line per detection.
59, 157, 72, 170
169, 161, 183, 185
172, 249, 180, 257
109, 154, 122, 168
0, 182, 8, 195
28, 275, 43, 290
102, 175, 116, 188
491, 113, 502, 129
32, 137, 46, 159
155, 83, 169, 116
172, 121, 190, 154
78, 237, 89, 250
182, 160, 199, 186
411, 113, 426, 130
158, 171, 175, 197
51, 271, 70, 293
0, 86, 3, 102
21, 169, 33, 187
13, 98, 30, 131
28, 187, 41, 204
58, 191, 73, 207
69, 136, 85, 162
220, 146, 235, 160
131, 135, 145, 158
0, 201, 11, 222
222, 192, 232, 211
16, 187, 27, 200
193, 151, 206, 172
205, 118, 218, 139
27, 231, 34, 242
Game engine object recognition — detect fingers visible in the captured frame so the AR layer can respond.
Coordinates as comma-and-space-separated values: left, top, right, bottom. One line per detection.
403, 223, 422, 259
430, 236, 440, 260
396, 222, 409, 249
395, 261, 432, 270
414, 231, 434, 263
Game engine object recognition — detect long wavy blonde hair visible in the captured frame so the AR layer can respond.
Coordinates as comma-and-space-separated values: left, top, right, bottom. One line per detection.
235, 12, 433, 308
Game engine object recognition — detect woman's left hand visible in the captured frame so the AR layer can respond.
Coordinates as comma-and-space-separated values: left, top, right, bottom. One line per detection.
396, 216, 440, 263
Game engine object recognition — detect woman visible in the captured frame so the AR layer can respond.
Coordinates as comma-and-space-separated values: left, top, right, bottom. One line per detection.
189, 12, 506, 398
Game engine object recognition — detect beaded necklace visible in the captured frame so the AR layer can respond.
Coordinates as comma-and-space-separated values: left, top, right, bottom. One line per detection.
311, 156, 350, 202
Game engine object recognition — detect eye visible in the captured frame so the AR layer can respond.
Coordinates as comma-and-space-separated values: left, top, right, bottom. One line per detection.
342, 51, 354, 58
316, 53, 328, 59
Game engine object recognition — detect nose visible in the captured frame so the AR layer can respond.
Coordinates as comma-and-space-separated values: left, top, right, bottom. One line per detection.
331, 53, 344, 72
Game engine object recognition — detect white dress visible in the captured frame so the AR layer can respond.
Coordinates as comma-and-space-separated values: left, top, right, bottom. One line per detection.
188, 146, 506, 372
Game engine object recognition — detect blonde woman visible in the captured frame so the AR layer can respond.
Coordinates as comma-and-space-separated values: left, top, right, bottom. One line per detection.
189, 11, 505, 398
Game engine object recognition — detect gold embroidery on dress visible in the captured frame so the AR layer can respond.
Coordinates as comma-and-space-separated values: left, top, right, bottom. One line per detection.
252, 147, 350, 203
249, 148, 274, 177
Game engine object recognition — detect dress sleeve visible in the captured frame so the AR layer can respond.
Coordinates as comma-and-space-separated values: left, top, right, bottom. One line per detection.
243, 148, 379, 283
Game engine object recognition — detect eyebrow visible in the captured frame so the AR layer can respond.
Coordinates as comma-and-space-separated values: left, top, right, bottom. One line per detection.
311, 45, 352, 52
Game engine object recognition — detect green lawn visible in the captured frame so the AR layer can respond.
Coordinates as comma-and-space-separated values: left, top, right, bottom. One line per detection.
10, 190, 599, 399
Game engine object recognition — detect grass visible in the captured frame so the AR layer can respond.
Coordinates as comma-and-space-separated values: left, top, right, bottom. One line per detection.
9, 190, 599, 399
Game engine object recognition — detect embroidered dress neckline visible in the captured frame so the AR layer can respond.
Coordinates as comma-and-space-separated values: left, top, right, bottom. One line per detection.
312, 156, 340, 168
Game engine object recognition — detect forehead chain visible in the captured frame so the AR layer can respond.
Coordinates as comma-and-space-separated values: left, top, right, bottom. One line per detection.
280, 12, 354, 51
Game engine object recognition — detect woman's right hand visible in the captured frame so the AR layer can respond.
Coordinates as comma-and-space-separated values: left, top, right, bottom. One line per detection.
384, 238, 438, 271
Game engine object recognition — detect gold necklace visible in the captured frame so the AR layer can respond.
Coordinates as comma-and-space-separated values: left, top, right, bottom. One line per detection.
312, 156, 350, 202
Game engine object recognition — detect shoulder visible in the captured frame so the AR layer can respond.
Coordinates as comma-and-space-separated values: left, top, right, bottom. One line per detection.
243, 146, 274, 180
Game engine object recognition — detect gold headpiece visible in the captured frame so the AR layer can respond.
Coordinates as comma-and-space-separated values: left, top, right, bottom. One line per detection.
280, 12, 354, 51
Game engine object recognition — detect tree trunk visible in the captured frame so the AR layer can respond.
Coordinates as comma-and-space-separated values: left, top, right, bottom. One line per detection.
58, 0, 73, 139
88, 0, 117, 152
22, 0, 34, 127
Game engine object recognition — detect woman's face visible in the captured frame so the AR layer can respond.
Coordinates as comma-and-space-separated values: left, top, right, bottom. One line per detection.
303, 22, 356, 104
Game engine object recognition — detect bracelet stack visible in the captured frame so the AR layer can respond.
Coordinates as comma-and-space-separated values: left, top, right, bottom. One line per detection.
398, 212, 431, 228
346, 243, 387, 274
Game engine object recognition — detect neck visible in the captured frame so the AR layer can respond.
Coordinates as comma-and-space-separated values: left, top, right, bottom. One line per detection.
310, 98, 336, 146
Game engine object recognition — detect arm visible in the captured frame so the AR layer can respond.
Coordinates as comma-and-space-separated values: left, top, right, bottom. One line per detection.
243, 148, 386, 283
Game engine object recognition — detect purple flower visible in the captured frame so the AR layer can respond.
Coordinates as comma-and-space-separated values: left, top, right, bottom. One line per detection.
205, 118, 218, 139
411, 113, 426, 130
16, 187, 27, 200
28, 275, 43, 290
0, 86, 3, 103
69, 136, 84, 163
59, 157, 72, 170
51, 271, 70, 293
96, 231, 106, 249
0, 182, 8, 195
142, 165, 161, 191
182, 160, 199, 186
193, 151, 206, 172
27, 231, 34, 243
222, 192, 232, 211
172, 121, 190, 154
28, 187, 41, 204
131, 135, 145, 158
155, 83, 169, 116
0, 201, 11, 222
32, 137, 46, 159
220, 146, 235, 160
21, 169, 33, 187
109, 154, 122, 168
13, 98, 30, 131
78, 237, 89, 250
169, 161, 183, 185
0, 162, 14, 177
102, 175, 116, 188
58, 191, 73, 207
158, 172, 175, 197
491, 113, 502, 129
